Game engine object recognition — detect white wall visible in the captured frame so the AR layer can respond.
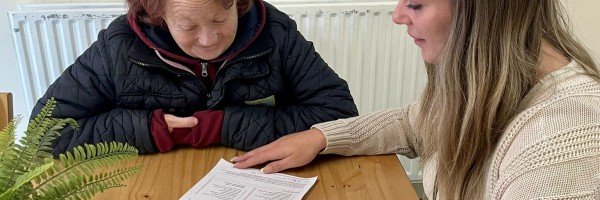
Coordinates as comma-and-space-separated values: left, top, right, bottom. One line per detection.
563, 1, 600, 63
0, 0, 21, 107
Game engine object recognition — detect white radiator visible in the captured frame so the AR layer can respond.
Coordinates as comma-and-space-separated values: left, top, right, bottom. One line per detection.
9, 1, 425, 181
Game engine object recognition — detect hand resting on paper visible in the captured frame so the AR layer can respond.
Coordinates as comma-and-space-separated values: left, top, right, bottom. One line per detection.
232, 129, 327, 174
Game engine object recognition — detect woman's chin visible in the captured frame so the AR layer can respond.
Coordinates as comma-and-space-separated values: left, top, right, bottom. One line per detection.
193, 52, 221, 60
188, 48, 227, 60
421, 51, 440, 65
422, 57, 436, 65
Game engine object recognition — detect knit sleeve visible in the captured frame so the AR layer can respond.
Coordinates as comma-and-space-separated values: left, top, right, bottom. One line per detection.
312, 103, 421, 158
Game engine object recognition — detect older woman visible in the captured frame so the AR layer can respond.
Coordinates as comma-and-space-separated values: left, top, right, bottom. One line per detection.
31, 0, 357, 155
233, 0, 600, 199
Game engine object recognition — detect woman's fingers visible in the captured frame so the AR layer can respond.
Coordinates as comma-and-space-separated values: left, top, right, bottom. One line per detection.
231, 150, 256, 163
233, 130, 325, 173
260, 157, 297, 174
233, 144, 289, 169
233, 148, 298, 174
165, 114, 198, 128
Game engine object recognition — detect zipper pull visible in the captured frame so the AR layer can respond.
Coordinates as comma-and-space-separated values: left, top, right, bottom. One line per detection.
201, 62, 209, 77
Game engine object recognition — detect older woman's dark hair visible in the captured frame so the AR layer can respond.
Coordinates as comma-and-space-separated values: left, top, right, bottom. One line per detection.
127, 0, 254, 26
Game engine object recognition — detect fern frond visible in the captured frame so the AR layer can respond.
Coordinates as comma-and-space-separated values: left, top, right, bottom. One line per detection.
0, 99, 64, 190
0, 97, 141, 200
1, 182, 33, 200
1, 98, 80, 193
0, 117, 21, 190
68, 166, 141, 200
35, 118, 78, 160
38, 165, 141, 200
0, 151, 19, 196
0, 116, 20, 159
34, 142, 138, 193
26, 98, 57, 135
0, 161, 53, 199
22, 98, 57, 152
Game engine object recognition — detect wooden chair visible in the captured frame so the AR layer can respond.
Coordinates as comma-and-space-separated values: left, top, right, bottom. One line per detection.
0, 92, 13, 130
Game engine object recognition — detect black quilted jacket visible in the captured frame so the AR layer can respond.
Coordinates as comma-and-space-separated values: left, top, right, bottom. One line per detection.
31, 2, 358, 155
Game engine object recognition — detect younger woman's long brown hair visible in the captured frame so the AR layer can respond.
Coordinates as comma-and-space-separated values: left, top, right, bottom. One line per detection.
417, 0, 599, 199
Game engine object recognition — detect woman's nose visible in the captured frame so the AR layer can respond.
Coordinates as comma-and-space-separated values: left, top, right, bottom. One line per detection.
196, 29, 218, 47
392, 1, 411, 25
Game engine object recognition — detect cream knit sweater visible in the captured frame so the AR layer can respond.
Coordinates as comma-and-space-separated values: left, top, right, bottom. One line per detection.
313, 61, 600, 199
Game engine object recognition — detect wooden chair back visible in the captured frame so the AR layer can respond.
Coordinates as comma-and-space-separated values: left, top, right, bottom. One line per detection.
0, 92, 13, 130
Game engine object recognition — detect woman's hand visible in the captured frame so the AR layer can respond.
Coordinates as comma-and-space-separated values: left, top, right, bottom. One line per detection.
232, 129, 328, 173
164, 114, 198, 133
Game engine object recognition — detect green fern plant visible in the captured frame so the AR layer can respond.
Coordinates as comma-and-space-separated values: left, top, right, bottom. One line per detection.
0, 98, 141, 199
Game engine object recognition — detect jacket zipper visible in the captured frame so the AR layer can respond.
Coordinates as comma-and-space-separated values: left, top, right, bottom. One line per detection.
129, 58, 207, 92
201, 62, 209, 77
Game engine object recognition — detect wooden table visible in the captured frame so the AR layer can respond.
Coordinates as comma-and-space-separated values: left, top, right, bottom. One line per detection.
95, 146, 418, 200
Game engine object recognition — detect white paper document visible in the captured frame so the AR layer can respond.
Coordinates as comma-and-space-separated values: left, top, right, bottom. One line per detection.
180, 158, 317, 200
